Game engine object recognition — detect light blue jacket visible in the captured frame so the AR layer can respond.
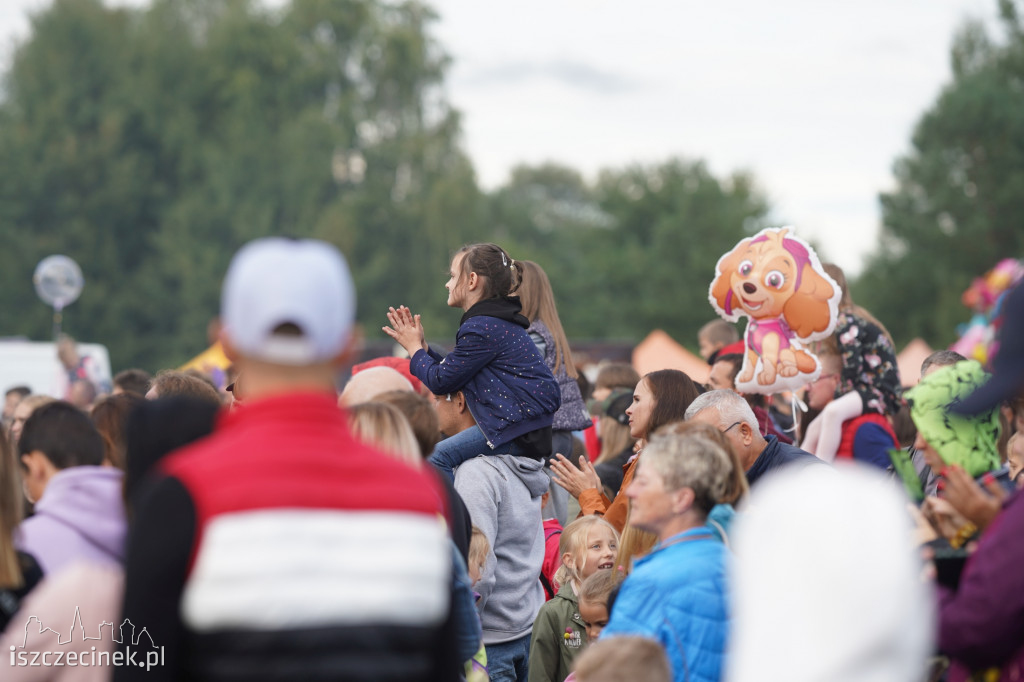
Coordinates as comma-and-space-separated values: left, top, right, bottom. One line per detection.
601, 526, 729, 682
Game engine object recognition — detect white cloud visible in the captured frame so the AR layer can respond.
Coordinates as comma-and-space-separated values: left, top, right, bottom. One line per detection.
431, 0, 998, 274
0, 0, 999, 275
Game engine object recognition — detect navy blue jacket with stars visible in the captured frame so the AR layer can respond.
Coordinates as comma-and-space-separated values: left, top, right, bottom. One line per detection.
411, 296, 561, 449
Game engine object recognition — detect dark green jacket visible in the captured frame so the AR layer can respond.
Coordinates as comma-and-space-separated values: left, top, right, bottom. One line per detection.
527, 584, 587, 682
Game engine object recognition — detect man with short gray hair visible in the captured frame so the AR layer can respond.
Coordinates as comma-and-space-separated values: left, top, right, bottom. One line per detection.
686, 389, 824, 487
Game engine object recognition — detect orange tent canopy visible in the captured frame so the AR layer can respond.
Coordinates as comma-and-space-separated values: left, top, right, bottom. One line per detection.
632, 330, 710, 385
896, 338, 934, 388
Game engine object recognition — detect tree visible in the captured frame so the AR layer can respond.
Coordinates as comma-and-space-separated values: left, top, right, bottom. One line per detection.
486, 159, 770, 348
0, 0, 481, 370
855, 0, 1024, 347
586, 160, 769, 344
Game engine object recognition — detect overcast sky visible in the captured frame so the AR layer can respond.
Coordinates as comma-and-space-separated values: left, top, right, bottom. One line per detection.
0, 0, 1000, 274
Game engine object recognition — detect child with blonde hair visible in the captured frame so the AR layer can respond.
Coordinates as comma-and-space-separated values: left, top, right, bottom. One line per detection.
466, 527, 490, 682
346, 402, 422, 467
528, 516, 619, 682
468, 525, 490, 585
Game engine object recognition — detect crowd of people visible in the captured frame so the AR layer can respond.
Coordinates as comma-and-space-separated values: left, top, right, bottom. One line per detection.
0, 237, 1022, 682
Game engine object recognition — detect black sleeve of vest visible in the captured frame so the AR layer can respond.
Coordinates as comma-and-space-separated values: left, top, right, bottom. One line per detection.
431, 575, 461, 682
113, 475, 195, 682
437, 472, 472, 564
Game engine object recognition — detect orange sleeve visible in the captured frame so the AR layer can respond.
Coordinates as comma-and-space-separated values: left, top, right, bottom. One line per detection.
577, 456, 640, 534
578, 488, 612, 518
600, 458, 638, 533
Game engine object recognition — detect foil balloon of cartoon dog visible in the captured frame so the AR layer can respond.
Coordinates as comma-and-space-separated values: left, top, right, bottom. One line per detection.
709, 226, 841, 394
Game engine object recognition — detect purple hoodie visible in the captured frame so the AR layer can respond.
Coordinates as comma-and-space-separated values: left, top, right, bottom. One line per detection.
15, 466, 126, 576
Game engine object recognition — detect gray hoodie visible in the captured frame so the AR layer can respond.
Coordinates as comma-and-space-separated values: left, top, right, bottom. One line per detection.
455, 454, 548, 645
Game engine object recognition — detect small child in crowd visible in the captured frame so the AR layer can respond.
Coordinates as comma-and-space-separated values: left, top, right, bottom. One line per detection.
698, 319, 739, 364
577, 569, 623, 644
540, 489, 564, 601
384, 243, 561, 480
571, 636, 671, 682
528, 516, 619, 682
466, 527, 490, 682
801, 264, 901, 461
468, 525, 489, 586
1003, 431, 1024, 487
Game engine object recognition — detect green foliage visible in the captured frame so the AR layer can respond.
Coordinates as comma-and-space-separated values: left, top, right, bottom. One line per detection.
0, 0, 481, 369
486, 159, 769, 347
855, 1, 1024, 348
0, 0, 768, 369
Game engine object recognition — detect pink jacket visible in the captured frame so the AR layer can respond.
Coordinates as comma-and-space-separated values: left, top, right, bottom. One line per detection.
1, 563, 124, 682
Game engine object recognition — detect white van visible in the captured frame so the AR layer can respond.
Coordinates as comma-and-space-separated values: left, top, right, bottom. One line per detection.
0, 339, 113, 398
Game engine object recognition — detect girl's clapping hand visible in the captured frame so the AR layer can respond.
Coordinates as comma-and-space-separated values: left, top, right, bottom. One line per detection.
383, 306, 428, 356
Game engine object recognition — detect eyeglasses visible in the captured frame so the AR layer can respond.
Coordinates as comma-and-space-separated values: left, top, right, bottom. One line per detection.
722, 421, 742, 434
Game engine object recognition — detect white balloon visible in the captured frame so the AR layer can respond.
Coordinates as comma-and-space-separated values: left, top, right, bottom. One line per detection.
33, 255, 84, 310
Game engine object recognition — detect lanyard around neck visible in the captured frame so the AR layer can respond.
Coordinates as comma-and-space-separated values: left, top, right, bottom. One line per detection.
653, 528, 714, 553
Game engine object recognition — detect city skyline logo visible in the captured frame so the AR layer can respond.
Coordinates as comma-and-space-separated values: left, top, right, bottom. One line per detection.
16, 606, 156, 648
9, 607, 163, 671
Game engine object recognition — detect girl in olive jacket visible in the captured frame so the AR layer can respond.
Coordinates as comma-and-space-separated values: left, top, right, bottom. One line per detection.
528, 517, 619, 682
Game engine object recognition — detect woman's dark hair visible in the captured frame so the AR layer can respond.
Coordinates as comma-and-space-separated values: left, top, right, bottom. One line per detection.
643, 369, 700, 439
124, 397, 219, 512
456, 243, 523, 300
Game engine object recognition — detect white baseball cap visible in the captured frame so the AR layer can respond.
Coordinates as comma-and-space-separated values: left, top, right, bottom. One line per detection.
221, 237, 356, 365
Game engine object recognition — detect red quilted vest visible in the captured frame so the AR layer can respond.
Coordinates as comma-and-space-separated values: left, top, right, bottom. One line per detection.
835, 413, 898, 459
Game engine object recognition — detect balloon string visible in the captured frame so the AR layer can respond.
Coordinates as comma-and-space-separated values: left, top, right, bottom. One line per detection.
784, 392, 808, 434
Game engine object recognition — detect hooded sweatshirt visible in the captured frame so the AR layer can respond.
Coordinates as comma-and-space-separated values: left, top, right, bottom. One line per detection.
15, 466, 126, 576
455, 454, 549, 645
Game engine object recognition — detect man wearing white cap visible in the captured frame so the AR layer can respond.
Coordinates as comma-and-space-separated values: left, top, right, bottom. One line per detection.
117, 238, 457, 682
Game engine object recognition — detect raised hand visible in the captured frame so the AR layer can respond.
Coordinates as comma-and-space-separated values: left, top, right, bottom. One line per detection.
383, 306, 428, 356
550, 453, 602, 500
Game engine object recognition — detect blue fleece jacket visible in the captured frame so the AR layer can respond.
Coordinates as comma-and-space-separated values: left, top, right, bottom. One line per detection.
411, 297, 560, 449
602, 527, 729, 682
